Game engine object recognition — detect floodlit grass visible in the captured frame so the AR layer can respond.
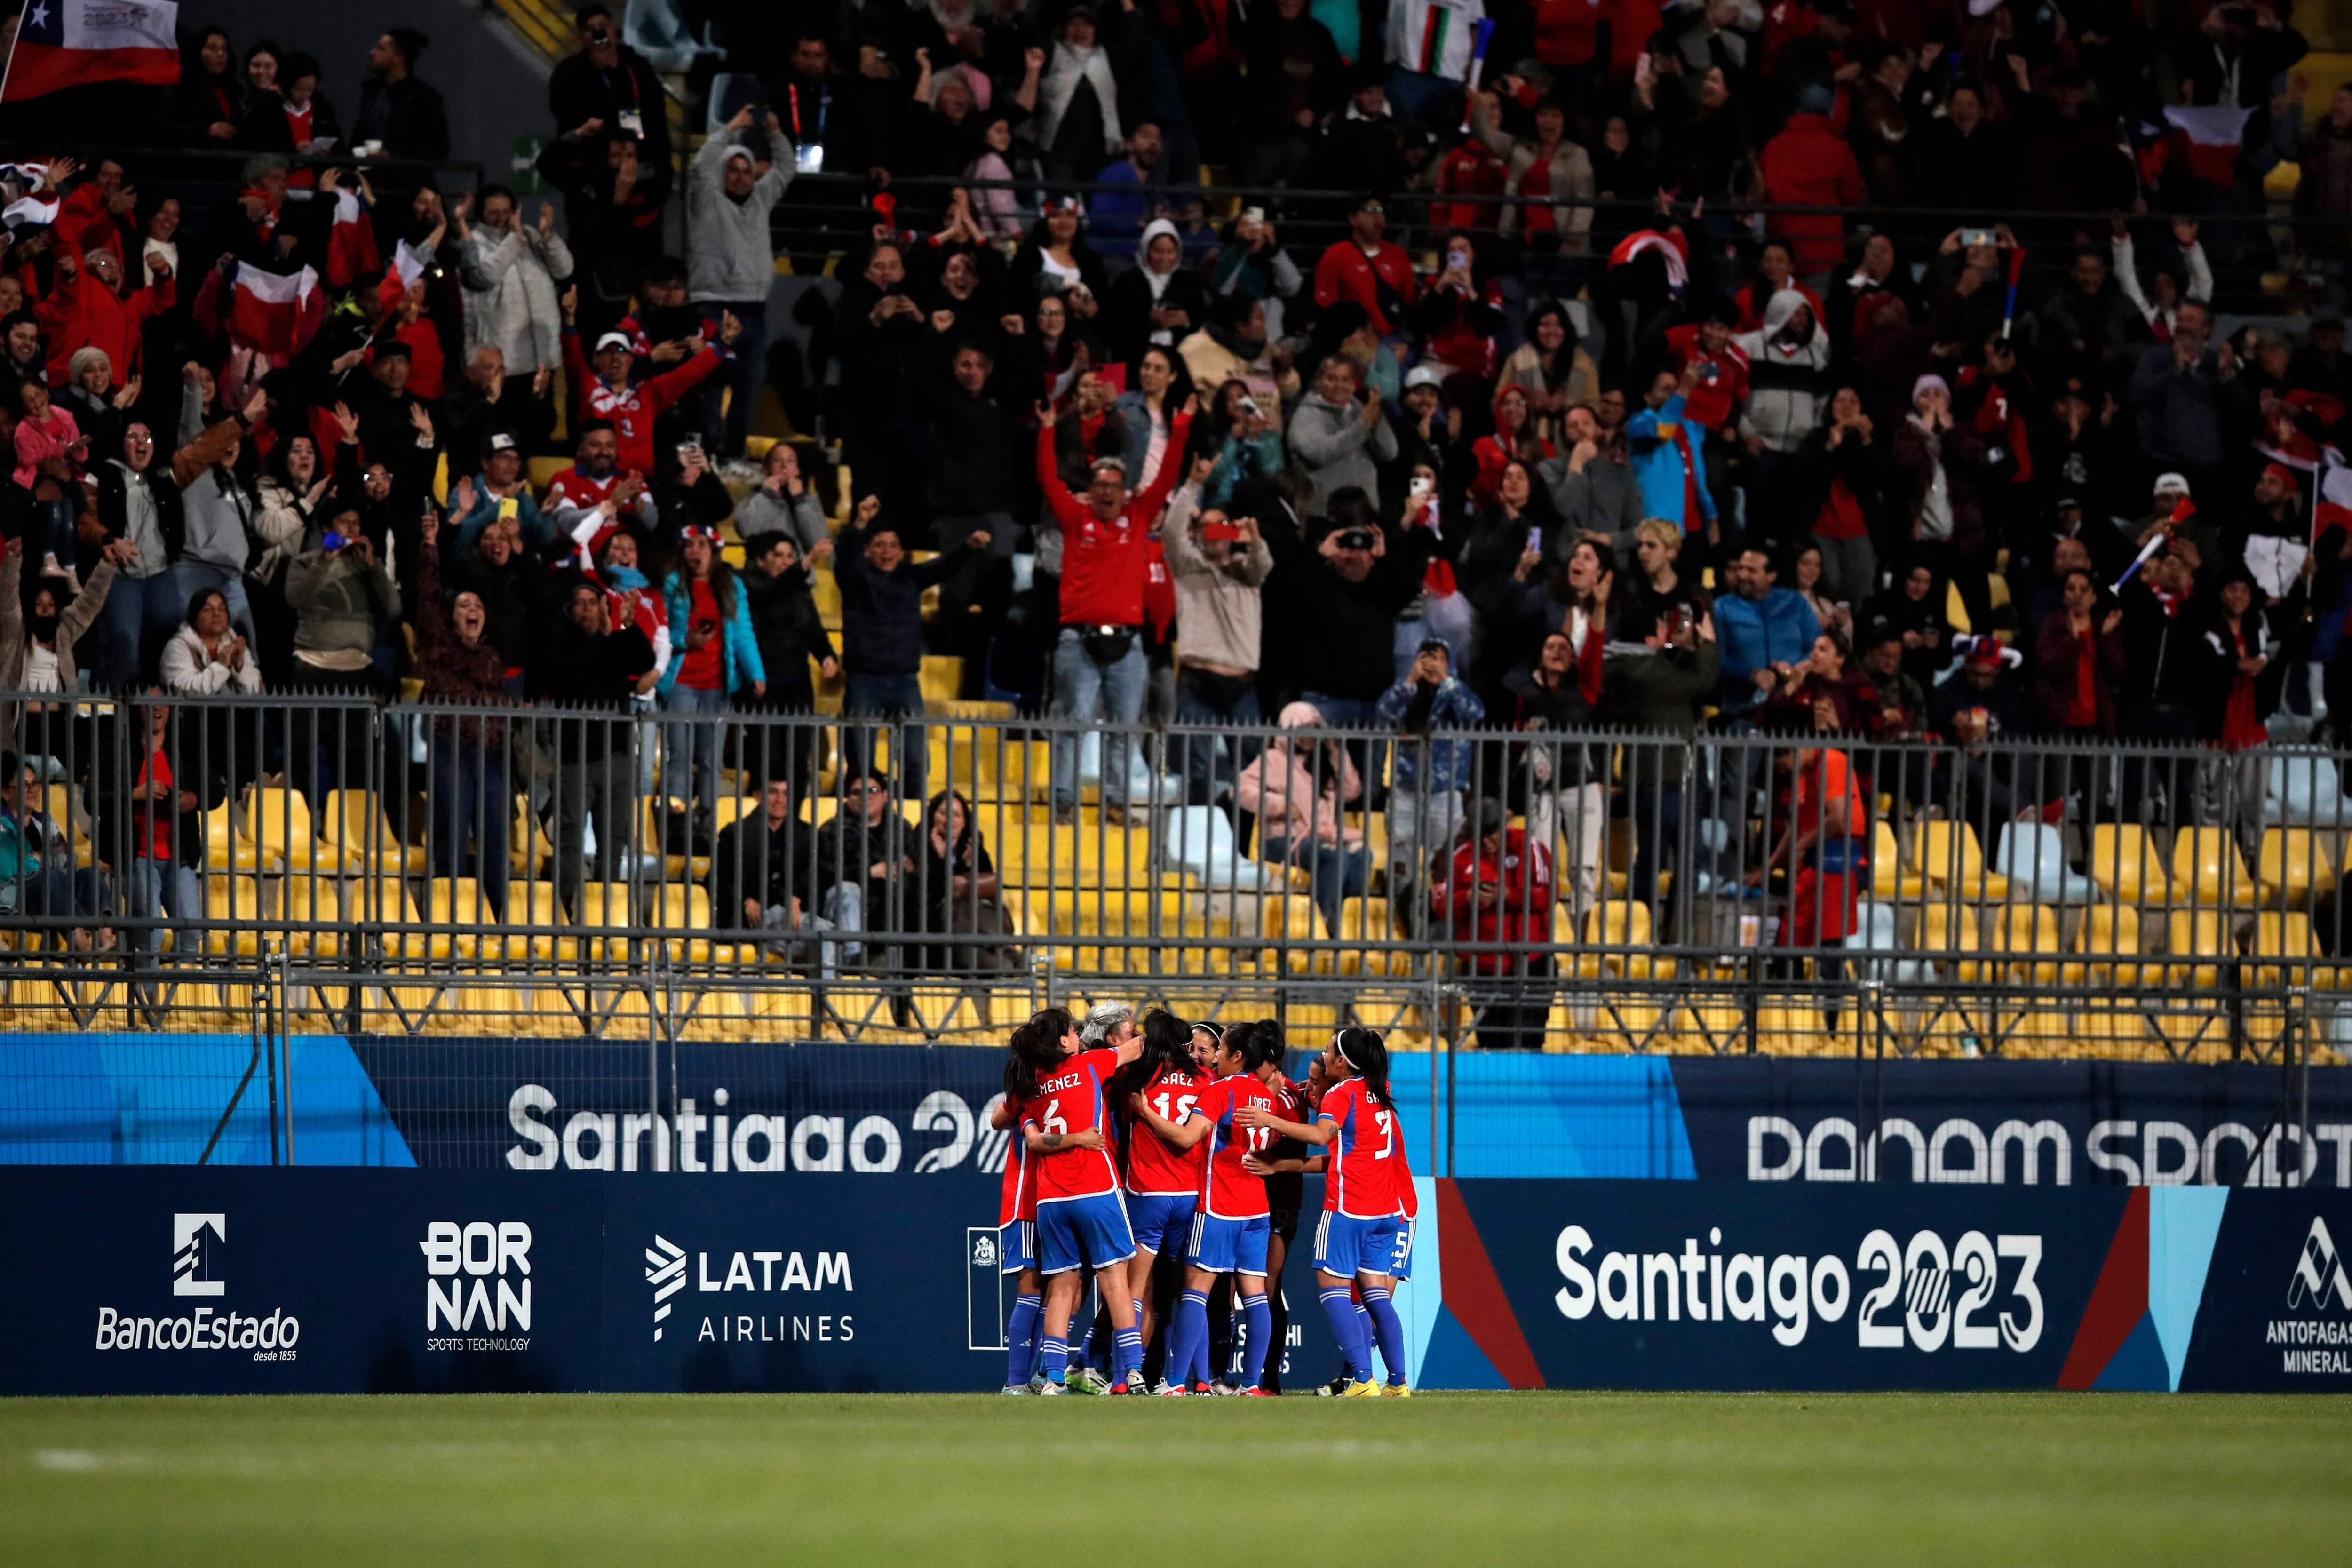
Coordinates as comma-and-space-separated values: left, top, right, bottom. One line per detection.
3, 1391, 2347, 1565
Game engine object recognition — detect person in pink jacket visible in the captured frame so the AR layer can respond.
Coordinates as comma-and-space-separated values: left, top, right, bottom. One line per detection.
11, 378, 87, 586
1234, 700, 1366, 935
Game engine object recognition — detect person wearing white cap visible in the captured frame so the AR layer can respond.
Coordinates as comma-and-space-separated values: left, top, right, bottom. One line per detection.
687, 106, 792, 463
557, 282, 738, 479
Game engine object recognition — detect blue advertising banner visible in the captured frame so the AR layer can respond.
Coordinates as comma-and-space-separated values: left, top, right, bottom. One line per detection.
4, 1034, 2348, 1194
5, 1167, 2346, 1395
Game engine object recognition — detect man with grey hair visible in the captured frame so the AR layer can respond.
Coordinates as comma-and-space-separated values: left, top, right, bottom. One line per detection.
38, 240, 172, 397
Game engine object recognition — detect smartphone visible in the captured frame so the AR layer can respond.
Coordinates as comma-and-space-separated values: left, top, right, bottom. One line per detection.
678, 442, 702, 462
321, 530, 345, 553
795, 143, 826, 174
1961, 228, 1995, 248
1409, 475, 1433, 498
496, 496, 519, 521
1202, 520, 1241, 543
1525, 525, 1542, 555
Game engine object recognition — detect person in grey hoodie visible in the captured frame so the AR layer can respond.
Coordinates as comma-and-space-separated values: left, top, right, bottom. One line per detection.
688, 108, 793, 461
1287, 353, 1396, 514
173, 370, 261, 649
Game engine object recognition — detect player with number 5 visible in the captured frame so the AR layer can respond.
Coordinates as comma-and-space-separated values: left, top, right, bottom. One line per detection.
1239, 1027, 1408, 1397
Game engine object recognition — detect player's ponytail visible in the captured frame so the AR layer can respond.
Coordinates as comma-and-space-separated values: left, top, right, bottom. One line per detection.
1250, 1018, 1287, 1074
1005, 1007, 1072, 1100
1122, 1009, 1193, 1099
1333, 1027, 1393, 1111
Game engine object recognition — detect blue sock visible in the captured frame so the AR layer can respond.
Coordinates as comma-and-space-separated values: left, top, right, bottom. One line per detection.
1040, 1335, 1068, 1384
1006, 1293, 1042, 1387
1169, 1290, 1209, 1387
1319, 1287, 1371, 1381
1363, 1286, 1407, 1386
1240, 1293, 1272, 1389
1075, 1318, 1098, 1371
1112, 1325, 1144, 1384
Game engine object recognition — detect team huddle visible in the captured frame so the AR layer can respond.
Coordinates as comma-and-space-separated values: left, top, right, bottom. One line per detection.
992, 1004, 1415, 1397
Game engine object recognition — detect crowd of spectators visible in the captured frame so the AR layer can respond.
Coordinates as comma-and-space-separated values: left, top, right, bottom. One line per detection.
0, 1, 2348, 978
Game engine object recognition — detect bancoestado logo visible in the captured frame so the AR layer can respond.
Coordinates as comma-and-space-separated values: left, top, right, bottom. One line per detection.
1554, 1222, 2044, 1352
93, 1213, 301, 1359
644, 1234, 855, 1345
420, 1221, 533, 1352
504, 1085, 1017, 1174
2268, 1216, 2352, 1375
1748, 1115, 2352, 1187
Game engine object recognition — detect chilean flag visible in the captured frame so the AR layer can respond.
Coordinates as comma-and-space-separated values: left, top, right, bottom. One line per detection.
229, 263, 318, 358
2161, 105, 2253, 187
323, 189, 380, 289
1, 0, 182, 102
1609, 229, 1689, 294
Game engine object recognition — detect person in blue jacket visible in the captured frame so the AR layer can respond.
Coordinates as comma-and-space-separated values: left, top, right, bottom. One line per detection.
658, 523, 764, 820
444, 432, 554, 563
1628, 362, 1717, 543
1712, 544, 1820, 718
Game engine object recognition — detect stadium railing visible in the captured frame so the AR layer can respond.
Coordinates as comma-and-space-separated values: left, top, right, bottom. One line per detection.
0, 693, 2344, 1070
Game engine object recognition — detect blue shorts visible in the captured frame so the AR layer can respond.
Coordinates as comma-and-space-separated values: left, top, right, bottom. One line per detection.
1187, 1210, 1271, 1276
1036, 1191, 1137, 1275
998, 1219, 1035, 1276
1127, 1193, 1197, 1260
1314, 1210, 1404, 1279
1387, 1216, 1415, 1282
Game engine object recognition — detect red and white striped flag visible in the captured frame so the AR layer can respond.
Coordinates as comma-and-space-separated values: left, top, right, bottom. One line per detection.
229, 264, 318, 357
1608, 229, 1688, 292
2162, 106, 2253, 186
0, 0, 180, 101
323, 189, 379, 288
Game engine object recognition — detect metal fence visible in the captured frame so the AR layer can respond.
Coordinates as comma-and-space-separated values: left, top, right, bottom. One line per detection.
0, 694, 2346, 1067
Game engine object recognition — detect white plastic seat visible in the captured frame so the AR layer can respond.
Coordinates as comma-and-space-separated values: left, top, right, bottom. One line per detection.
1842, 899, 1923, 984
1994, 822, 2095, 906
1159, 805, 1282, 891
2266, 752, 2347, 828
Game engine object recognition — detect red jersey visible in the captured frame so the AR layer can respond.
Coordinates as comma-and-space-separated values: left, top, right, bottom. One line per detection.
1662, 323, 1749, 434
1036, 416, 1190, 628
1393, 1132, 1418, 1220
1195, 1072, 1275, 1220
1312, 239, 1419, 337
1126, 1064, 1209, 1196
996, 1093, 1037, 1226
561, 329, 723, 477
1319, 1077, 1400, 1218
1026, 1047, 1124, 1202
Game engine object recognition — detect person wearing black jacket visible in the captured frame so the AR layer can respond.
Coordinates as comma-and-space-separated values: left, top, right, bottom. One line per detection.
922, 331, 1025, 544
833, 240, 935, 529
548, 8, 674, 190
528, 578, 656, 915
712, 775, 849, 974
834, 496, 988, 801
739, 533, 837, 794
349, 341, 442, 580
2115, 545, 2206, 828
352, 30, 451, 164
1268, 487, 1432, 723
452, 521, 556, 684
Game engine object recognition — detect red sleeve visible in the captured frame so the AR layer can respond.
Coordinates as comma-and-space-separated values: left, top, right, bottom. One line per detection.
561, 330, 591, 427
32, 268, 79, 333
640, 344, 724, 419
1312, 244, 1345, 309
131, 271, 175, 324
1036, 422, 1085, 526
192, 266, 226, 338
1575, 618, 1605, 705
1838, 147, 1867, 205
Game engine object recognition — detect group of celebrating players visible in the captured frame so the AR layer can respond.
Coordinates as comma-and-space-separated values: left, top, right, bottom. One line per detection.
991, 1002, 1415, 1397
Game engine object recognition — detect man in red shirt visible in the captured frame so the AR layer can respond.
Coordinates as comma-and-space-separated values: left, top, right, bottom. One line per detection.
558, 284, 735, 477
1036, 397, 1191, 823
1758, 85, 1867, 282
1313, 196, 1418, 337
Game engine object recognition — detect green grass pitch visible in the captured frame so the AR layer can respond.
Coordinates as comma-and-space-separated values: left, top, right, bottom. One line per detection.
5, 1392, 2347, 1565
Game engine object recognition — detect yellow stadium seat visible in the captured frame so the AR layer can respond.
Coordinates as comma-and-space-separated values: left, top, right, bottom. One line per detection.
649, 883, 715, 963
2258, 828, 2338, 908
1987, 903, 2063, 985
2251, 911, 2336, 993
2065, 904, 2145, 987
1921, 902, 1991, 978
279, 874, 344, 957
1871, 819, 1923, 901
1996, 1009, 2079, 1061
2087, 824, 2167, 907
41, 783, 92, 868
425, 877, 497, 959
2171, 827, 2255, 907
1911, 821, 2009, 901
319, 789, 425, 875
247, 786, 328, 873
349, 874, 423, 958
201, 796, 261, 871
510, 795, 554, 878
1331, 896, 1392, 974
2164, 909, 2228, 988
201, 875, 265, 955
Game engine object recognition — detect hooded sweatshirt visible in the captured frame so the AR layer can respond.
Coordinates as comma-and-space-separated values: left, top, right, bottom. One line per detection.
687, 126, 794, 303
1734, 289, 1831, 453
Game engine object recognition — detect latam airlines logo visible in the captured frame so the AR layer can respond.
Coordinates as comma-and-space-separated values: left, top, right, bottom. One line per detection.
646, 1235, 687, 1340
172, 1213, 226, 1297
2289, 1218, 2352, 1312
